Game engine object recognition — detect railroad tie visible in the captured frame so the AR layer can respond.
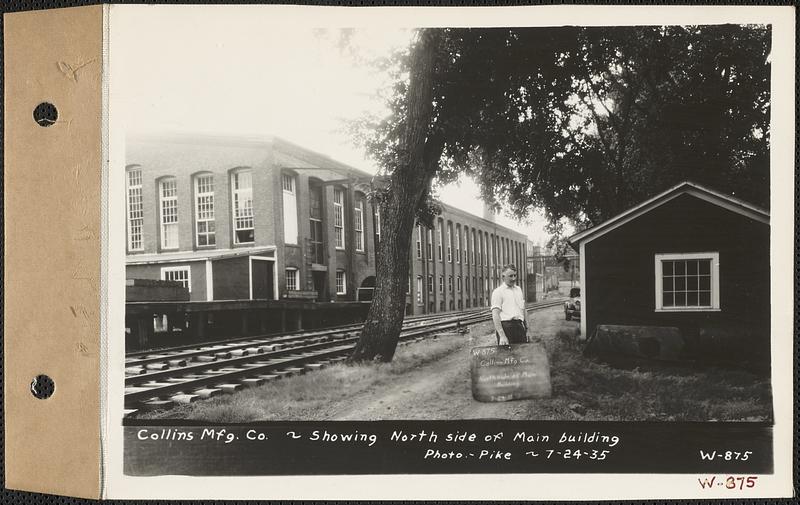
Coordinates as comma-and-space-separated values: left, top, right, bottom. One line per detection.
138, 400, 173, 412
304, 363, 324, 372
170, 394, 199, 405
193, 388, 222, 399
125, 367, 146, 376
168, 359, 188, 367
256, 374, 279, 381
215, 384, 243, 394
194, 355, 217, 363
229, 349, 249, 357
215, 351, 232, 359
246, 347, 263, 354
145, 363, 170, 371
240, 378, 265, 388
123, 409, 139, 417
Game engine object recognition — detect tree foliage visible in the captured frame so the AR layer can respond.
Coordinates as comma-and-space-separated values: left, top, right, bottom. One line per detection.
349, 25, 770, 361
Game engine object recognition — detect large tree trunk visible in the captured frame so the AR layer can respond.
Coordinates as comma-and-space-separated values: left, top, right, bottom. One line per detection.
350, 29, 442, 362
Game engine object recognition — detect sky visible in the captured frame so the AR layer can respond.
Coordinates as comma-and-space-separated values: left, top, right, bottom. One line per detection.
111, 6, 555, 246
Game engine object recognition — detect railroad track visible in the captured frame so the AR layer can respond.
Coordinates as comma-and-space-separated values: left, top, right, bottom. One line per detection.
124, 299, 565, 416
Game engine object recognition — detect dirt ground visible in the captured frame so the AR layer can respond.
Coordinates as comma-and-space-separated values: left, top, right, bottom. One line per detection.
319, 305, 574, 420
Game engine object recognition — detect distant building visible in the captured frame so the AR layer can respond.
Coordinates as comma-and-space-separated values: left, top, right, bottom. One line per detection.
125, 133, 526, 315
568, 181, 770, 347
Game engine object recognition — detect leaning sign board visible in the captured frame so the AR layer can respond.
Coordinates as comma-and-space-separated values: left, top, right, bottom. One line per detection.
470, 343, 552, 402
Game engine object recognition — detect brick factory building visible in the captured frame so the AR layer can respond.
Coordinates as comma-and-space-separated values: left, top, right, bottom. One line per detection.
125, 133, 528, 316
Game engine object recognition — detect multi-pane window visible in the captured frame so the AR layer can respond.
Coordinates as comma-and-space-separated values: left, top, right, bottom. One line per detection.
479, 233, 485, 265
416, 226, 423, 259
194, 174, 215, 247
448, 275, 453, 292
334, 188, 345, 249
463, 227, 468, 264
309, 183, 324, 264
416, 276, 423, 304
126, 168, 143, 251
472, 231, 477, 264
161, 267, 190, 292
455, 226, 461, 264
232, 170, 254, 244
282, 174, 298, 245
447, 224, 453, 263
437, 222, 443, 260
336, 270, 346, 294
159, 178, 179, 249
285, 268, 299, 291
457, 276, 462, 291
354, 198, 365, 252
655, 253, 719, 310
427, 229, 433, 259
428, 275, 434, 293
374, 206, 381, 244
438, 275, 444, 293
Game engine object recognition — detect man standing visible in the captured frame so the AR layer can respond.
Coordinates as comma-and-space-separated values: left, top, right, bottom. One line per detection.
491, 264, 529, 345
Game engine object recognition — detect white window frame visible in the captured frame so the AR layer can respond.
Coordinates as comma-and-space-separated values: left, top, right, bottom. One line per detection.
438, 275, 444, 293
416, 276, 423, 304
231, 170, 254, 244
334, 188, 345, 250
282, 173, 298, 245
194, 173, 216, 247
159, 178, 179, 250
285, 267, 299, 291
354, 198, 365, 252
336, 270, 347, 295
126, 168, 144, 251
161, 266, 191, 292
428, 275, 434, 294
654, 252, 720, 312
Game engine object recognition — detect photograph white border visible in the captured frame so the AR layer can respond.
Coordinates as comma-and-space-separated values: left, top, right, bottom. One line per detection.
103, 4, 795, 499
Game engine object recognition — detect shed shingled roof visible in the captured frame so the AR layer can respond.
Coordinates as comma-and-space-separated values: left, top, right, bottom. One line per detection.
568, 181, 769, 248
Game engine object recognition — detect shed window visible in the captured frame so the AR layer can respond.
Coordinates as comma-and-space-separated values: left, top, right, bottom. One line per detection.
655, 252, 720, 311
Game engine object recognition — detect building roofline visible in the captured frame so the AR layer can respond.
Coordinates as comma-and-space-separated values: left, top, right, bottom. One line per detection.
568, 181, 769, 248
127, 132, 375, 181
436, 201, 527, 239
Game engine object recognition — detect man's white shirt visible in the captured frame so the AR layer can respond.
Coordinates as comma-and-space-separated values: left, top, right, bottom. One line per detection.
490, 283, 525, 321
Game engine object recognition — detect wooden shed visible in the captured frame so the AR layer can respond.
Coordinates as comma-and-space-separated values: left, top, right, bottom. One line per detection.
568, 182, 770, 357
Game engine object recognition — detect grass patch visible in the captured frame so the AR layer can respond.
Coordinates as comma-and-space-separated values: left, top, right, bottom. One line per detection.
544, 326, 773, 422
137, 334, 467, 422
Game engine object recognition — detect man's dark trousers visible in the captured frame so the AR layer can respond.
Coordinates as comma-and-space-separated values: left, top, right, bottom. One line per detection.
496, 319, 527, 345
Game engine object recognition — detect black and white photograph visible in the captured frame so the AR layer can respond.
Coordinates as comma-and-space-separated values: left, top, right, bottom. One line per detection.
104, 5, 794, 500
